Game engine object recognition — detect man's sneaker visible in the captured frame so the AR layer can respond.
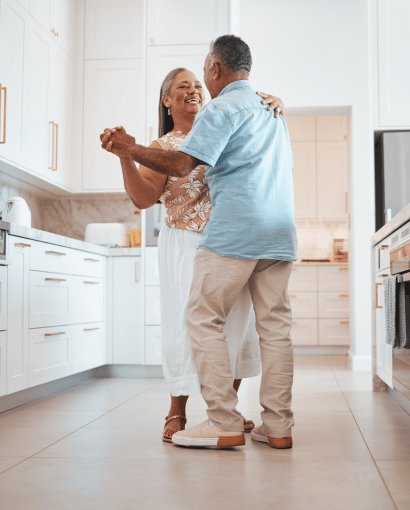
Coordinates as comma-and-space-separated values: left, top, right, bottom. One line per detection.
172, 420, 245, 448
251, 425, 292, 449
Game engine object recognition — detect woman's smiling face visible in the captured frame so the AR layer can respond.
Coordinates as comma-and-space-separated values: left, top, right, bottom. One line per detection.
163, 71, 205, 120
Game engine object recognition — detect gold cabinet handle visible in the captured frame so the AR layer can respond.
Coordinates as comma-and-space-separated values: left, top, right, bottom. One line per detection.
149, 37, 155, 43
0, 84, 6, 144
54, 123, 58, 171
376, 282, 382, 309
378, 274, 389, 278
289, 295, 297, 298
292, 268, 297, 271
14, 242, 31, 248
45, 331, 66, 337
84, 327, 100, 332
340, 321, 349, 325
83, 281, 99, 284
84, 258, 99, 262
339, 294, 349, 298
45, 250, 66, 256
378, 245, 389, 250
292, 321, 297, 325
339, 267, 348, 271
45, 278, 66, 282
135, 262, 138, 282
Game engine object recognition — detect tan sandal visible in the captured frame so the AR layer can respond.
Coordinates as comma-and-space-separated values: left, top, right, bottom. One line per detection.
243, 417, 255, 433
163, 414, 187, 443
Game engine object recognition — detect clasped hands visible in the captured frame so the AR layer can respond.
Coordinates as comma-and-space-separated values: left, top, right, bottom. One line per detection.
99, 92, 285, 158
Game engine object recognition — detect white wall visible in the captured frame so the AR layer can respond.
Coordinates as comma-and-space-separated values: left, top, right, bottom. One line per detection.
240, 0, 374, 369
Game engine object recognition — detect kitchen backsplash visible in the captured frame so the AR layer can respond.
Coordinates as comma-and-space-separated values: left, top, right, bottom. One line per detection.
295, 221, 349, 261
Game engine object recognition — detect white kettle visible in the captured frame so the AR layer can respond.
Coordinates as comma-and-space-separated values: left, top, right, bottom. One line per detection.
2, 196, 32, 228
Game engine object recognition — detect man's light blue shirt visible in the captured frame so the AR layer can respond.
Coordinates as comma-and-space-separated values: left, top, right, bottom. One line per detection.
178, 80, 297, 261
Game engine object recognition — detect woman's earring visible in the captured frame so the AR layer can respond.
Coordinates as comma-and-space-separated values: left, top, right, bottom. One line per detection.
168, 108, 171, 116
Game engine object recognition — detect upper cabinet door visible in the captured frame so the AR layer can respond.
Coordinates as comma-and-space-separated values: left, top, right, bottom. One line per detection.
30, 0, 53, 34
286, 116, 316, 142
291, 142, 317, 219
82, 59, 145, 191
316, 116, 348, 141
316, 141, 348, 219
52, 0, 76, 56
147, 0, 229, 46
146, 45, 210, 143
0, 0, 27, 167
85, 0, 145, 59
378, 0, 410, 126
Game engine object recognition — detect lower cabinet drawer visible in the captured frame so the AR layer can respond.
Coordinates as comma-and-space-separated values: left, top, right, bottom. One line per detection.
72, 323, 105, 373
289, 292, 317, 319
29, 327, 72, 387
145, 286, 161, 325
318, 292, 349, 318
30, 272, 71, 328
72, 276, 104, 324
291, 319, 318, 346
145, 325, 162, 365
74, 252, 105, 278
0, 331, 7, 396
318, 319, 350, 346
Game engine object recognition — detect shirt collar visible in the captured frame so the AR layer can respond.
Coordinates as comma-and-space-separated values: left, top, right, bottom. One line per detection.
218, 80, 252, 97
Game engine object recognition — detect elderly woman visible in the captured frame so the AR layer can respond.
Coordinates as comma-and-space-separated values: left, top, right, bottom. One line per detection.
102, 68, 285, 442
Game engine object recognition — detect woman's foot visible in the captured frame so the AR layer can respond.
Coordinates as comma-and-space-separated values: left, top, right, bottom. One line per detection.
163, 414, 187, 442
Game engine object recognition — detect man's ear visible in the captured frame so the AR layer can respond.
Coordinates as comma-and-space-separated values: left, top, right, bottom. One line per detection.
162, 96, 171, 108
212, 61, 221, 80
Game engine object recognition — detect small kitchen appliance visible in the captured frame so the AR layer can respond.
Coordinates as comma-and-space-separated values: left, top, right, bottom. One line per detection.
1, 196, 32, 228
0, 220, 10, 261
84, 223, 130, 247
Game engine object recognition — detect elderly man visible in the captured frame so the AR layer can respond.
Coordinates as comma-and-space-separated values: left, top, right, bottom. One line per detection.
101, 34, 297, 450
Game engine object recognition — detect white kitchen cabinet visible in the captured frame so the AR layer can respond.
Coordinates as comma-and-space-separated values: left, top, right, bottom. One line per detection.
145, 247, 160, 286
0, 266, 7, 331
375, 267, 393, 387
82, 59, 145, 191
29, 0, 53, 35
375, 240, 391, 272
0, 331, 6, 396
318, 292, 349, 319
145, 286, 161, 325
28, 326, 71, 387
29, 271, 71, 328
7, 238, 30, 394
292, 142, 317, 219
85, 0, 144, 60
147, 0, 229, 46
316, 116, 348, 141
318, 319, 350, 346
288, 265, 317, 292
378, 0, 410, 126
316, 141, 348, 219
289, 292, 318, 319
72, 322, 105, 373
286, 116, 316, 142
112, 256, 143, 364
72, 276, 104, 324
0, 0, 27, 166
318, 265, 349, 292
291, 319, 318, 346
146, 45, 210, 143
145, 325, 162, 365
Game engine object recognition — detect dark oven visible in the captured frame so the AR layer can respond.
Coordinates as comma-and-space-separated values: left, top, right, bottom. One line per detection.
390, 239, 410, 400
0, 220, 10, 261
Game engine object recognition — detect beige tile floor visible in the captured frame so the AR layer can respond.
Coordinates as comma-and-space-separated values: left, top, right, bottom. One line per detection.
0, 355, 409, 510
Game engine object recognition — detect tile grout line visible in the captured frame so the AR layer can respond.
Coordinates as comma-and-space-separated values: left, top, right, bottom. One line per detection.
0, 379, 165, 477
325, 355, 399, 510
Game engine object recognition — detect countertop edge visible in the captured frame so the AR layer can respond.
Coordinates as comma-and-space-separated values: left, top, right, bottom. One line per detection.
371, 203, 410, 246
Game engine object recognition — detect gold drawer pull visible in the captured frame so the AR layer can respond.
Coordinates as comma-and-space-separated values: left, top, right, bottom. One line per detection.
378, 245, 389, 250
84, 327, 100, 332
339, 267, 348, 271
376, 283, 382, 309
378, 274, 389, 278
44, 332, 66, 337
289, 295, 297, 298
0, 84, 7, 144
14, 242, 31, 248
340, 321, 349, 325
83, 281, 99, 284
292, 268, 297, 271
45, 278, 66, 282
292, 321, 298, 325
45, 251, 66, 256
339, 294, 349, 298
84, 258, 99, 262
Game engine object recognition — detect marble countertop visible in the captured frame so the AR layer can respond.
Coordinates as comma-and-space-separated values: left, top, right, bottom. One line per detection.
108, 247, 141, 256
372, 202, 410, 246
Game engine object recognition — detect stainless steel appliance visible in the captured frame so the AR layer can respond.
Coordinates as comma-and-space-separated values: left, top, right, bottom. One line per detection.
390, 238, 410, 402
0, 220, 11, 261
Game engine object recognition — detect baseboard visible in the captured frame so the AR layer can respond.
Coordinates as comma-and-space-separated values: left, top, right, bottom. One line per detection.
0, 368, 100, 414
94, 364, 164, 378
387, 386, 410, 416
293, 346, 349, 356
347, 350, 372, 371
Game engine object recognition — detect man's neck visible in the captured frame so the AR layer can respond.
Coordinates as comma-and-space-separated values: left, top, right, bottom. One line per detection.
212, 74, 249, 98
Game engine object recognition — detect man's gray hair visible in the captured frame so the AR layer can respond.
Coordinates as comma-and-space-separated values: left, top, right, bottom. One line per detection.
209, 35, 252, 75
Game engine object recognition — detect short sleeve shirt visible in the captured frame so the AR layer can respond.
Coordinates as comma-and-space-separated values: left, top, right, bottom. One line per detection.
178, 80, 297, 260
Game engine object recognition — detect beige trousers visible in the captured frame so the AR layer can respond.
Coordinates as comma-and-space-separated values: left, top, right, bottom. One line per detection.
185, 248, 294, 437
